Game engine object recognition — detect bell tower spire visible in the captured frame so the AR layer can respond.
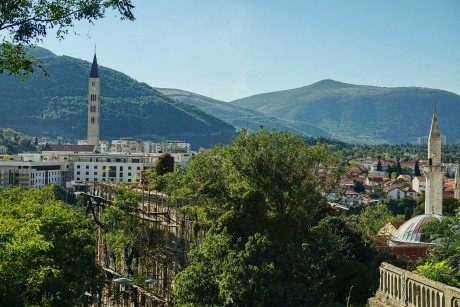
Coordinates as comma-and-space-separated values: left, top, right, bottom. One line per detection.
87, 51, 100, 152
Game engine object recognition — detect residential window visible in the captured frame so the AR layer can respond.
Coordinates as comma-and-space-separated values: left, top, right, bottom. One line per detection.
128, 173, 131, 176
86, 172, 89, 175
77, 165, 81, 169
94, 172, 97, 175
94, 165, 98, 169
137, 167, 140, 170
77, 171, 80, 175
128, 166, 132, 170
90, 105, 97, 112
119, 173, 123, 177
120, 166, 123, 171
91, 117, 95, 124
86, 165, 89, 169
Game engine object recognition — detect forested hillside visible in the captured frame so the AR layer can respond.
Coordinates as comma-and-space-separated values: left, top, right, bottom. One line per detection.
0, 128, 37, 154
0, 48, 236, 149
230, 80, 460, 144
157, 88, 332, 137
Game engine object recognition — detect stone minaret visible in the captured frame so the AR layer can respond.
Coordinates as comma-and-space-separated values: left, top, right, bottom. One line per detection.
455, 165, 460, 200
423, 102, 446, 215
87, 53, 100, 152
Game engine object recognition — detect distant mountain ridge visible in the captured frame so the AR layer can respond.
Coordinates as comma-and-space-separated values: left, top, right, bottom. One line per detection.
0, 47, 236, 149
156, 88, 332, 137
229, 79, 460, 144
3, 47, 458, 146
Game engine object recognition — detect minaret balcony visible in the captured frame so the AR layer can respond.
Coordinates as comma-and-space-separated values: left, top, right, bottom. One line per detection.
423, 165, 446, 174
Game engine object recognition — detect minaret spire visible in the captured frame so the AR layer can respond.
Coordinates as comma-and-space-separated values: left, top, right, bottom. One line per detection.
423, 101, 445, 215
455, 164, 460, 200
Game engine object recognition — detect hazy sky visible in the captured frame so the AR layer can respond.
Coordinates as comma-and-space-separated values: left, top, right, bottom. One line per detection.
39, 1, 460, 101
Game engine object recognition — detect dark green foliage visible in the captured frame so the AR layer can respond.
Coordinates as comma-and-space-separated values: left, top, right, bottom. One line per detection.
169, 129, 377, 306
154, 153, 175, 175
0, 128, 38, 154
414, 160, 421, 176
442, 197, 460, 216
0, 186, 104, 306
415, 209, 460, 287
173, 229, 279, 307
353, 180, 365, 193
0, 51, 236, 149
377, 160, 383, 171
0, 0, 134, 77
412, 196, 460, 218
386, 198, 417, 220
230, 79, 460, 144
396, 160, 402, 175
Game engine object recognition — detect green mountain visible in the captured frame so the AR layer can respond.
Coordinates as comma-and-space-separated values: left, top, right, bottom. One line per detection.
156, 88, 332, 137
0, 47, 236, 149
230, 79, 460, 144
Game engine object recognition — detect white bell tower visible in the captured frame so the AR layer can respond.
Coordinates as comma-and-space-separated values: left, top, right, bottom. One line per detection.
87, 53, 100, 152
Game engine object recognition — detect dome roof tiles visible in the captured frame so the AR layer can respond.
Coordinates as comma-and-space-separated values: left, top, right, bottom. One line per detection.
390, 214, 445, 244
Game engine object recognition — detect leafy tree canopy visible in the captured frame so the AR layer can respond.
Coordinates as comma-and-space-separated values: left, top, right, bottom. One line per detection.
0, 0, 134, 77
165, 129, 379, 305
0, 185, 104, 306
415, 209, 460, 287
154, 153, 175, 175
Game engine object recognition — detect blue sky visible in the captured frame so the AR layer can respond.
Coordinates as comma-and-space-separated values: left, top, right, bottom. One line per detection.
40, 1, 460, 101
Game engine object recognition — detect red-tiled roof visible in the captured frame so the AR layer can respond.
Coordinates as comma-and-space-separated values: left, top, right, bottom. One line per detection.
344, 190, 360, 195
368, 177, 385, 183
403, 187, 417, 193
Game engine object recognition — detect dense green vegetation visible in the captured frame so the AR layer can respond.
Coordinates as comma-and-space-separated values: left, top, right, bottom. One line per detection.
0, 185, 104, 306
0, 0, 134, 77
140, 129, 387, 306
0, 48, 236, 149
0, 128, 37, 154
305, 136, 460, 163
415, 208, 460, 287
230, 79, 460, 144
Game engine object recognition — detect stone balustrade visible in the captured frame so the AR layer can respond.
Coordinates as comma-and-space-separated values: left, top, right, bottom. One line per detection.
369, 262, 460, 307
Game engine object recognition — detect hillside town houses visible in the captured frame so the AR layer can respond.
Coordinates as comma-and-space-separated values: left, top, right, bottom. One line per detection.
329, 156, 459, 210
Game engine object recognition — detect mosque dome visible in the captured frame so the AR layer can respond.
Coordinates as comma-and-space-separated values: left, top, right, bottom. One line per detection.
390, 214, 445, 245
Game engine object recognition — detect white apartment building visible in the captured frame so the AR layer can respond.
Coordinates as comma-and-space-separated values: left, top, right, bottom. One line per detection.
111, 139, 192, 154
72, 153, 153, 184
69, 152, 192, 187
0, 160, 65, 189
